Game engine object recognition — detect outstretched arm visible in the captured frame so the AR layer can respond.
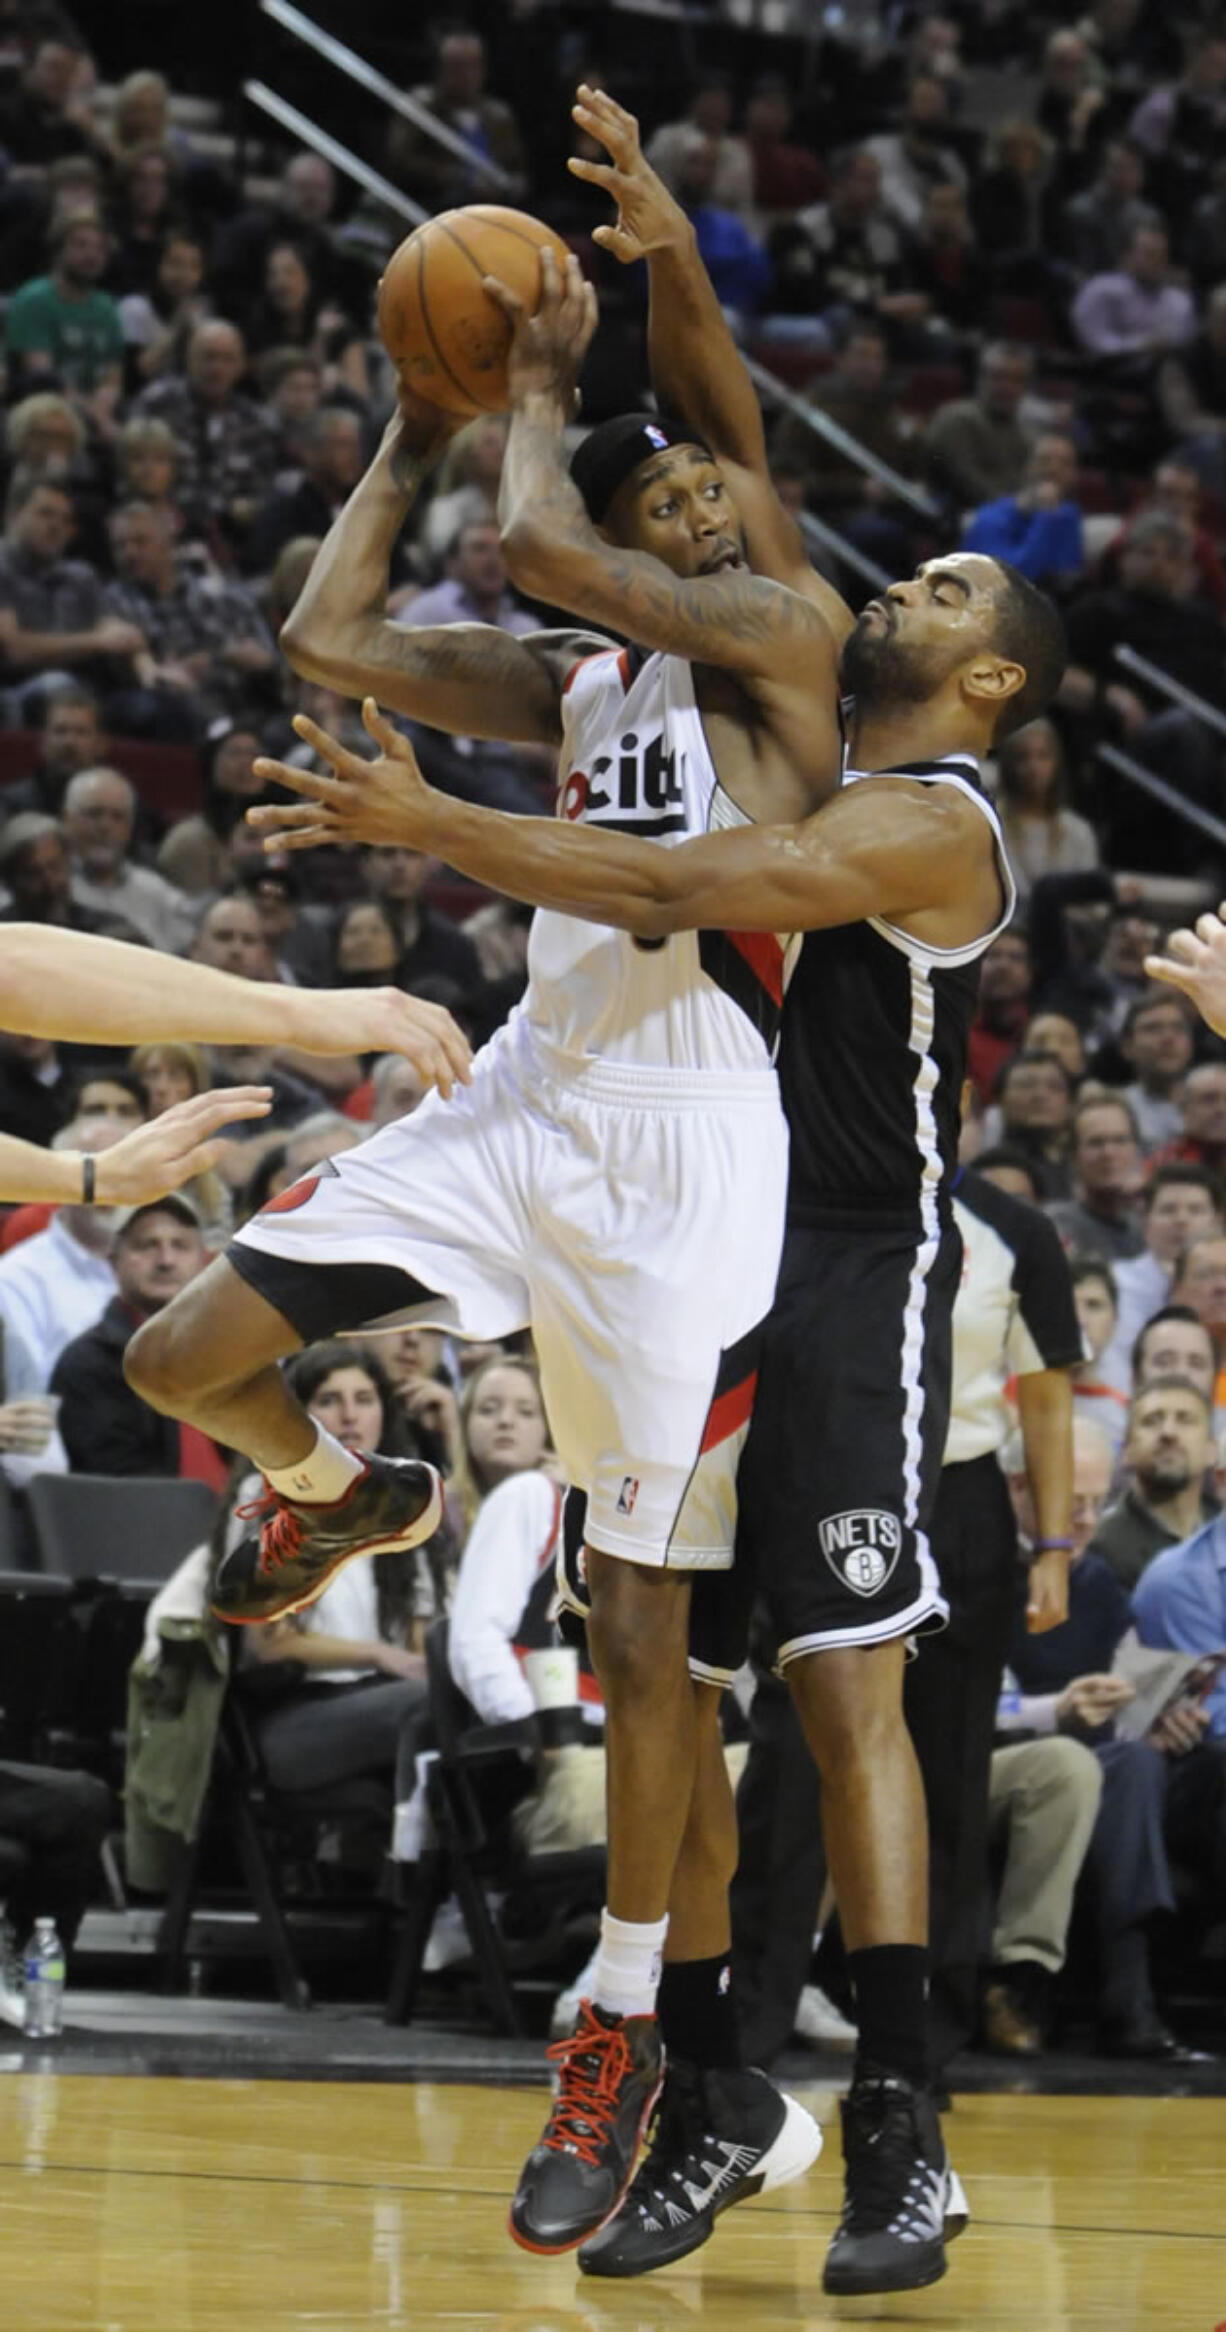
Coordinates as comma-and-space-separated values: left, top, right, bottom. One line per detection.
493, 250, 832, 683
569, 85, 853, 645
250, 705, 999, 947
279, 398, 583, 746
0, 925, 473, 1092
0, 1088, 272, 1206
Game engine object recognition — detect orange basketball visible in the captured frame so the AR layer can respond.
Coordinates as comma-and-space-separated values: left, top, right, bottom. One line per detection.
378, 205, 574, 419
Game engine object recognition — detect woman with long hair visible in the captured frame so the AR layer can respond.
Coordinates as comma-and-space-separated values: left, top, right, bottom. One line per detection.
157, 717, 268, 896
232, 1339, 456, 1796
995, 718, 1099, 902
449, 1353, 554, 1534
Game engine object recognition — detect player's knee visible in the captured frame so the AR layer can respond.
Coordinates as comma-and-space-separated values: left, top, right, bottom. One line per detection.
588, 1565, 687, 1704
125, 1298, 219, 1413
789, 1646, 906, 1777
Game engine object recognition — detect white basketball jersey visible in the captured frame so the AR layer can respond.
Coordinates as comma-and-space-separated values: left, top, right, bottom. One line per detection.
517, 644, 796, 1074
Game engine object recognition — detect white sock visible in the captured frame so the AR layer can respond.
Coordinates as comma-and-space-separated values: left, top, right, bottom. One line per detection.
592, 1908, 669, 2020
265, 1426, 365, 1506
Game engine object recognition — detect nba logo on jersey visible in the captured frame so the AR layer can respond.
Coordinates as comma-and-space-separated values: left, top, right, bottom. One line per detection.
819, 1509, 902, 1597
617, 1476, 640, 1516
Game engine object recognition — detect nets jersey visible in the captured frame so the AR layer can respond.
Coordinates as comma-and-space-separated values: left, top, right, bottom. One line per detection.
779, 754, 1016, 1227
518, 644, 799, 1073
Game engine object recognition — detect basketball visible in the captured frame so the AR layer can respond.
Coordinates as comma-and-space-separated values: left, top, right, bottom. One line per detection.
378, 205, 573, 419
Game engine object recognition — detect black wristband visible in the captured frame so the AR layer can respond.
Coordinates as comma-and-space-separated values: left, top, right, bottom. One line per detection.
81, 1154, 95, 1204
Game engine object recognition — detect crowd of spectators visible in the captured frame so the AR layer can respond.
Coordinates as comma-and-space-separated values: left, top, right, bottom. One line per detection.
0, 2, 1224, 2052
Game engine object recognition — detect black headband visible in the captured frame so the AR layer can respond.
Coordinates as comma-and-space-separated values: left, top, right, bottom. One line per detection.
569, 412, 713, 523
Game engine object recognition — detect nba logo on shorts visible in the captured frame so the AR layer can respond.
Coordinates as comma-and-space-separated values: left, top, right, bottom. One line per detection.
617, 1476, 640, 1516
819, 1509, 902, 1597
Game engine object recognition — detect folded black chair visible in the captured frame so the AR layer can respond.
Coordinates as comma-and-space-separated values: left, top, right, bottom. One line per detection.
386, 1618, 605, 2034
26, 1475, 219, 1587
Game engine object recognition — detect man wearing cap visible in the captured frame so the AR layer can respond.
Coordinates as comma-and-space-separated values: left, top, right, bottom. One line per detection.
51, 1192, 223, 1482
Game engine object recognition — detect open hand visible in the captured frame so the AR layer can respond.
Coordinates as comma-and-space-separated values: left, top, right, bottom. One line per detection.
92, 1086, 273, 1204
1146, 907, 1226, 1039
483, 247, 598, 411
302, 990, 473, 1097
568, 84, 690, 263
249, 701, 441, 854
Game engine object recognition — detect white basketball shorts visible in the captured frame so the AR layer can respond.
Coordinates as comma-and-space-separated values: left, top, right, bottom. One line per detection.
229, 1019, 788, 1571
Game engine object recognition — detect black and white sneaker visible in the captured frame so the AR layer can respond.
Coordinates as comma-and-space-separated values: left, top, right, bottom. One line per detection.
578, 2058, 822, 2279
822, 2066, 969, 2296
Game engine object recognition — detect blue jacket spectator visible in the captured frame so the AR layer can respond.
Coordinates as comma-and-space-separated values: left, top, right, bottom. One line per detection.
963, 431, 1085, 585
676, 141, 771, 317
1132, 1512, 1226, 1741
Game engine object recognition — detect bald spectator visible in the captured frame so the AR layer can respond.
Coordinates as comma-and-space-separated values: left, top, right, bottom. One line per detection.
4, 212, 123, 403
387, 29, 526, 209
62, 766, 194, 953
245, 407, 365, 576
866, 73, 969, 236
0, 682, 103, 818
102, 500, 275, 730
1047, 1096, 1146, 1262
1072, 222, 1197, 370
0, 477, 144, 711
1036, 29, 1109, 170
645, 74, 753, 215
192, 890, 275, 983
133, 321, 280, 548
924, 343, 1032, 511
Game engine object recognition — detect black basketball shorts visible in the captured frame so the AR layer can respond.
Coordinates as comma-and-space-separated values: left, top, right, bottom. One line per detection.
735, 1213, 961, 1666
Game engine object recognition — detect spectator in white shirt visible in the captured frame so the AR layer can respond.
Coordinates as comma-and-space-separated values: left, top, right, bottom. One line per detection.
0, 1116, 122, 1385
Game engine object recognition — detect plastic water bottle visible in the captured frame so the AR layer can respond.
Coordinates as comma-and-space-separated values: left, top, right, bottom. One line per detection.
23, 1919, 65, 2040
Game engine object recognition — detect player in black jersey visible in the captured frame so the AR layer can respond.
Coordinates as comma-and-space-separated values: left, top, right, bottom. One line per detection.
243, 97, 1069, 2302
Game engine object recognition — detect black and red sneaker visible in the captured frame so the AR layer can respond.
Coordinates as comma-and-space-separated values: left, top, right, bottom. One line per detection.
210, 1454, 444, 1625
509, 2001, 664, 2255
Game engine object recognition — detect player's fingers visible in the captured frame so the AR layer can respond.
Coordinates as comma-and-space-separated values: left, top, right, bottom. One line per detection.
566, 156, 617, 187
285, 713, 361, 774
537, 245, 561, 309
165, 1089, 273, 1140
591, 225, 638, 261
1156, 929, 1203, 967
249, 765, 336, 806
362, 697, 414, 762
482, 273, 523, 321
269, 822, 339, 852
246, 804, 325, 837
1197, 912, 1225, 944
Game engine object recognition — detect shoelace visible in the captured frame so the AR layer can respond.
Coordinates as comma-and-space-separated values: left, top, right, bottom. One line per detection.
236, 1487, 305, 1578
840, 2089, 932, 2233
541, 2003, 638, 2169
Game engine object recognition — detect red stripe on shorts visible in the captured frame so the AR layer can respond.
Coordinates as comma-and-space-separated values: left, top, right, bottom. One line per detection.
700, 1368, 758, 1454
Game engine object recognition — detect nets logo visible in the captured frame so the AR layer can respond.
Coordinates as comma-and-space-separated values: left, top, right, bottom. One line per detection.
819, 1509, 902, 1597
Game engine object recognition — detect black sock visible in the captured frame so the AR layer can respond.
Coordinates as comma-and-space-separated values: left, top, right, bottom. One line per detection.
847, 1945, 930, 2089
657, 1953, 741, 2070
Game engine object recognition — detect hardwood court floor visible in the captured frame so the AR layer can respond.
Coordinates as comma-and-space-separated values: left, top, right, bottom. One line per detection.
1, 2073, 1223, 2332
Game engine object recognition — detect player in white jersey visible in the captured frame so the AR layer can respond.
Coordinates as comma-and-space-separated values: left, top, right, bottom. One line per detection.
124, 244, 848, 2250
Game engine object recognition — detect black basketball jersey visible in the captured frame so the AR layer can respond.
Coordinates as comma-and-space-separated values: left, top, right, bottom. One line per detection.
779, 755, 1015, 1227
